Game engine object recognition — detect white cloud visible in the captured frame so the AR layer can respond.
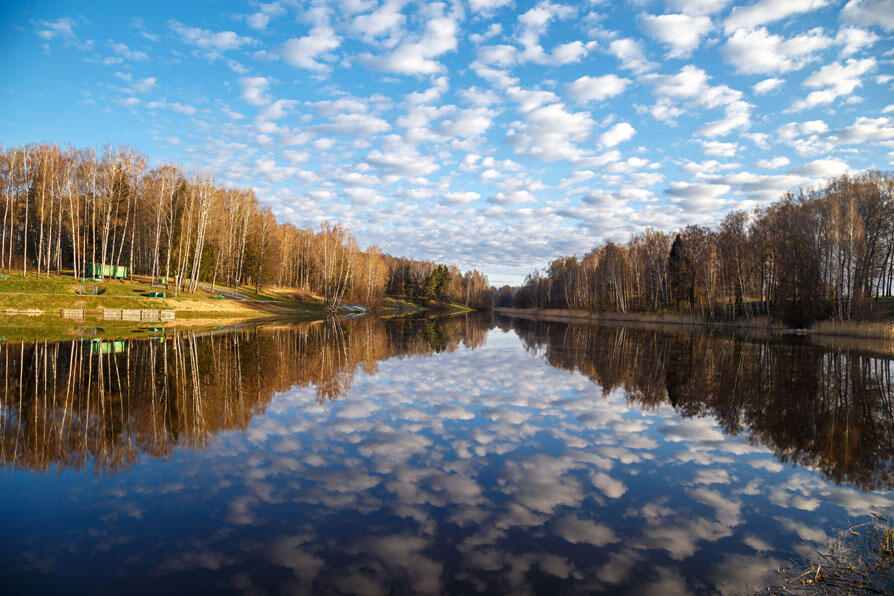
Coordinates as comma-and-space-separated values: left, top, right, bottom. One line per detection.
518, 0, 573, 29
641, 65, 750, 134
279, 24, 340, 71
723, 27, 831, 75
701, 140, 739, 156
343, 187, 388, 205
110, 42, 148, 61
756, 156, 790, 168
792, 158, 850, 177
841, 0, 894, 32
697, 100, 752, 137
506, 86, 560, 113
319, 113, 391, 136
724, 0, 829, 32
566, 74, 631, 104
365, 9, 458, 74
558, 170, 596, 188
36, 17, 77, 40
470, 0, 513, 12
440, 107, 495, 138
365, 136, 439, 175
829, 116, 894, 143
130, 76, 157, 93
145, 100, 197, 115
549, 40, 597, 65
246, 3, 286, 31
681, 159, 740, 174
640, 13, 714, 58
641, 98, 686, 123
258, 99, 297, 121
515, 2, 595, 65
777, 119, 829, 139
442, 191, 481, 206
477, 44, 517, 68
753, 77, 784, 94
506, 102, 594, 161
608, 38, 655, 74
835, 26, 879, 56
281, 150, 310, 164
488, 190, 537, 206
239, 76, 270, 106
667, 0, 731, 14
169, 20, 254, 55
599, 122, 636, 147
666, 181, 731, 212
644, 65, 741, 108
788, 58, 876, 111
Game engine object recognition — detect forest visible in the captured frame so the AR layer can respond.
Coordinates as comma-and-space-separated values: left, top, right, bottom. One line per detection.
508, 172, 894, 325
0, 143, 494, 310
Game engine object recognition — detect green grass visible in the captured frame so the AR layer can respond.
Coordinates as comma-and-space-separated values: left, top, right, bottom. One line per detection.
0, 271, 326, 319
379, 296, 426, 316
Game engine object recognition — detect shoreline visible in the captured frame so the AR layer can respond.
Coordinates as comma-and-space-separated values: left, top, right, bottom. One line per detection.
494, 307, 894, 341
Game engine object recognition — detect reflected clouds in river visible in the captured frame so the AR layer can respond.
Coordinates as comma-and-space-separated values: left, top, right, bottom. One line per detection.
2, 316, 893, 594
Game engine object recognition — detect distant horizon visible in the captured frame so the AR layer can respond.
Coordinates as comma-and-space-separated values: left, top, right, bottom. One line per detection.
2, 0, 891, 286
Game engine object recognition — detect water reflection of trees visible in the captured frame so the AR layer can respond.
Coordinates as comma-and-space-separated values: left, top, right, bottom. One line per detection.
0, 314, 490, 473
7, 313, 888, 490
511, 318, 894, 491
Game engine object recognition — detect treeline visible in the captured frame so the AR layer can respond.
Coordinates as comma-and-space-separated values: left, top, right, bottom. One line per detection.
510, 172, 894, 325
384, 255, 493, 308
0, 143, 493, 309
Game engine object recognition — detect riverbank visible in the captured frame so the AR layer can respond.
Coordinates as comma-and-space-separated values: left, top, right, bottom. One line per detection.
0, 272, 327, 321
495, 307, 894, 340
0, 273, 484, 341
380, 296, 475, 318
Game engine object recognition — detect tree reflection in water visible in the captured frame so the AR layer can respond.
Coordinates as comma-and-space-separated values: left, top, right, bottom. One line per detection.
1, 314, 891, 492
509, 318, 893, 491
0, 315, 490, 474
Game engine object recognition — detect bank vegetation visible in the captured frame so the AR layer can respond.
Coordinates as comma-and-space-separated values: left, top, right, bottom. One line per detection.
505, 172, 894, 328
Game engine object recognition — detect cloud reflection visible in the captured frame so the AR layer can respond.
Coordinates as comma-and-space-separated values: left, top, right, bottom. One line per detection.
3, 315, 893, 594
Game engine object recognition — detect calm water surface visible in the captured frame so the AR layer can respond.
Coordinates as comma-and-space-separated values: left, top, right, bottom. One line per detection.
1, 315, 892, 594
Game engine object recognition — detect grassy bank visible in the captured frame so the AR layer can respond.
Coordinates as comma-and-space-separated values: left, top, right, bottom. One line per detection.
0, 271, 326, 321
0, 274, 481, 340
495, 306, 894, 340
809, 319, 894, 340
379, 296, 427, 317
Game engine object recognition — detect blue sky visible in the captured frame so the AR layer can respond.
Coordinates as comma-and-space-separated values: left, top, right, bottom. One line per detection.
1, 0, 892, 285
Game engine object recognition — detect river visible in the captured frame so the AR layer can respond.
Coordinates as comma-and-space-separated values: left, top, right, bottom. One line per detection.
1, 314, 892, 594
